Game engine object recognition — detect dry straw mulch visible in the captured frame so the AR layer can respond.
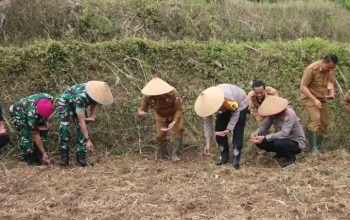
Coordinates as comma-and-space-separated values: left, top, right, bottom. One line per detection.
0, 149, 349, 219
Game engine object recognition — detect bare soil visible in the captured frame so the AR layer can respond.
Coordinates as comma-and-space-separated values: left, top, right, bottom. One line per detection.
0, 149, 349, 220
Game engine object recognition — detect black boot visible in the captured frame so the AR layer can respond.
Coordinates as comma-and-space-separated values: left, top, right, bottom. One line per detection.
59, 149, 70, 167
76, 151, 94, 167
281, 155, 296, 168
31, 147, 43, 165
215, 152, 229, 165
23, 154, 38, 166
232, 155, 240, 169
232, 148, 241, 170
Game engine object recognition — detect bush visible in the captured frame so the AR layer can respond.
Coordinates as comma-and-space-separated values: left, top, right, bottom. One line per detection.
0, 38, 349, 156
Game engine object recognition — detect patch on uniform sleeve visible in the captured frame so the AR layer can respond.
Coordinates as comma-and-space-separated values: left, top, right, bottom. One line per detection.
312, 64, 319, 71
283, 113, 290, 122
223, 99, 239, 111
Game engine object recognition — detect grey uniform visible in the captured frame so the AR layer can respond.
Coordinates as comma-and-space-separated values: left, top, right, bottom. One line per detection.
257, 107, 306, 149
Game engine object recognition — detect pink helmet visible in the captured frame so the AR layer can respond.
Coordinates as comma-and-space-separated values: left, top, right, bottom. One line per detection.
36, 99, 53, 118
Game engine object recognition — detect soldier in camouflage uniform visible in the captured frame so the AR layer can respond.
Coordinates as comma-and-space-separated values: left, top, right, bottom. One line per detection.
9, 93, 53, 165
138, 77, 185, 161
56, 81, 113, 167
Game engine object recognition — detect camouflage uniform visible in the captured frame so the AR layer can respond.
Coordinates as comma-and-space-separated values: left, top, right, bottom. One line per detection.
10, 93, 53, 155
56, 83, 95, 153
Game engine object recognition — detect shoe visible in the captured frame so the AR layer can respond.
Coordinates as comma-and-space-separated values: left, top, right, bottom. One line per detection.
232, 156, 240, 169
232, 162, 240, 170
76, 151, 94, 167
23, 154, 40, 166
281, 159, 295, 168
215, 159, 228, 166
59, 148, 70, 167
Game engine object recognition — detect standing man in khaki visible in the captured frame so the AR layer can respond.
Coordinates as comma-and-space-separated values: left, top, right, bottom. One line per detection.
300, 54, 338, 155
138, 77, 185, 161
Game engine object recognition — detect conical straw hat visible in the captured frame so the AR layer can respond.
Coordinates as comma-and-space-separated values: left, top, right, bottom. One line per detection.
86, 81, 114, 105
141, 77, 174, 96
194, 86, 225, 117
258, 96, 288, 116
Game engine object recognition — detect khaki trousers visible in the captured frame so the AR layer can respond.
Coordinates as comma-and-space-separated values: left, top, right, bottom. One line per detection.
155, 114, 184, 147
301, 98, 329, 134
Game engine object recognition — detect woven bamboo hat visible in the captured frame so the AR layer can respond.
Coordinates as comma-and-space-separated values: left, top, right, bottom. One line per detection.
141, 77, 174, 96
258, 96, 288, 116
194, 86, 225, 117
86, 81, 113, 105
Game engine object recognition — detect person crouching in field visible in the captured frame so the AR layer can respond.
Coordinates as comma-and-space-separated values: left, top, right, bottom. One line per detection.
10, 93, 53, 165
138, 77, 185, 161
247, 80, 279, 126
251, 96, 306, 168
0, 104, 10, 149
56, 81, 113, 167
300, 55, 338, 155
194, 84, 248, 169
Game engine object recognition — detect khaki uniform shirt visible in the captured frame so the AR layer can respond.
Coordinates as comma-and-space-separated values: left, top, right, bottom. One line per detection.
300, 60, 335, 102
257, 107, 306, 149
139, 89, 184, 122
247, 86, 278, 118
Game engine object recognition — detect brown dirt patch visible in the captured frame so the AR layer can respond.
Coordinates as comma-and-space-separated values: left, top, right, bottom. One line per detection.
0, 149, 349, 219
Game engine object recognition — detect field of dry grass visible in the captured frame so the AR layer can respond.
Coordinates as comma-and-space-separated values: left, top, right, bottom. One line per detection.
0, 148, 349, 219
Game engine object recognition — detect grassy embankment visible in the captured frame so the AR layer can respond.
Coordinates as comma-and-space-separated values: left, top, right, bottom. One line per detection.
0, 38, 349, 157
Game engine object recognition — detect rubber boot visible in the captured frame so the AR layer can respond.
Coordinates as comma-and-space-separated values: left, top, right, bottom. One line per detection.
160, 144, 170, 159
76, 151, 94, 167
23, 153, 37, 165
316, 133, 324, 151
308, 131, 319, 155
31, 147, 43, 165
59, 148, 70, 167
232, 147, 241, 170
170, 139, 182, 161
215, 145, 229, 165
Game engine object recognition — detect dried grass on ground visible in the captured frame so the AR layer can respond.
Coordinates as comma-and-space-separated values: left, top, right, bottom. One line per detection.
0, 149, 349, 219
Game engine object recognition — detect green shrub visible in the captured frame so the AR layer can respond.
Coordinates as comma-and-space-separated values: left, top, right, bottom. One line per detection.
0, 38, 349, 156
